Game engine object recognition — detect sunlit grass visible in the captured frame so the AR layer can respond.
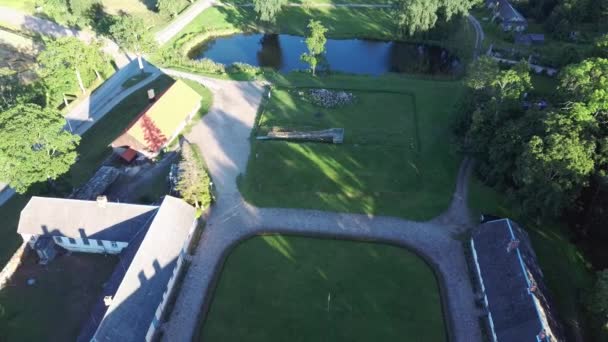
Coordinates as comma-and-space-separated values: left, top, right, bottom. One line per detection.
199, 235, 446, 341
240, 76, 463, 220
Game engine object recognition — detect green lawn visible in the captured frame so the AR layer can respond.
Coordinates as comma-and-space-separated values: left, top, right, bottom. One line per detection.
172, 5, 395, 47
468, 177, 596, 341
198, 235, 446, 341
0, 253, 118, 341
240, 75, 463, 220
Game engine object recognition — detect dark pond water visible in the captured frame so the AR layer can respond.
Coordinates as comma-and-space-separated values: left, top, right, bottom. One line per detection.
190, 33, 460, 76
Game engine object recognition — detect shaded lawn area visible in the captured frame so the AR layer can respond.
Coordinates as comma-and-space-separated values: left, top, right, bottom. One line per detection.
240, 75, 463, 220
171, 5, 395, 47
468, 178, 596, 341
198, 235, 446, 342
0, 253, 118, 341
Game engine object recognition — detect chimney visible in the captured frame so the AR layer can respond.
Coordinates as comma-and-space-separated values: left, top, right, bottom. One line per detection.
506, 239, 520, 252
103, 296, 113, 306
147, 88, 156, 103
97, 196, 108, 208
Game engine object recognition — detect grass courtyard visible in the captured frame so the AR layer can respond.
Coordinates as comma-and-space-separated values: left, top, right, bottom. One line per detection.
198, 235, 446, 341
240, 75, 463, 220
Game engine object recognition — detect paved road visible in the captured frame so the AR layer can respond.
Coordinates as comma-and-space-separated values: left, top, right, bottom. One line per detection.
160, 70, 482, 342
467, 14, 485, 58
0, 6, 131, 67
155, 0, 217, 45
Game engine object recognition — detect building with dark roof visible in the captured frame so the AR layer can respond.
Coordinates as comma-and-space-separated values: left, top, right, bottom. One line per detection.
470, 218, 563, 341
487, 0, 528, 32
18, 196, 157, 256
16, 195, 198, 342
91, 196, 197, 341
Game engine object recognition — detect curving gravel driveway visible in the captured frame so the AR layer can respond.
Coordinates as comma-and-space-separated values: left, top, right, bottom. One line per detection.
161, 69, 482, 342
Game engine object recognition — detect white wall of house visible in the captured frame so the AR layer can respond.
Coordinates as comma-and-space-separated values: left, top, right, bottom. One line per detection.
52, 236, 127, 254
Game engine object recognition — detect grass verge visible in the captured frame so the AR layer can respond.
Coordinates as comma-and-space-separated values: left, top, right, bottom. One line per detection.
198, 235, 446, 341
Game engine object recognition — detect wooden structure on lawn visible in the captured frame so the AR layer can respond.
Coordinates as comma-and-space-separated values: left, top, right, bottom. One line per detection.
111, 80, 202, 160
257, 128, 344, 144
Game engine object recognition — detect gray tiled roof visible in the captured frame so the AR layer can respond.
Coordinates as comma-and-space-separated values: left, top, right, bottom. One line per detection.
92, 196, 196, 342
471, 219, 560, 341
17, 197, 157, 242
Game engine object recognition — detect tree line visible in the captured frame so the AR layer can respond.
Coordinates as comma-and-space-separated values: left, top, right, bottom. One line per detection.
252, 0, 479, 37
458, 44, 608, 333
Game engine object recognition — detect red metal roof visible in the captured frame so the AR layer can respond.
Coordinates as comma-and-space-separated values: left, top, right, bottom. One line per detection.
120, 148, 138, 163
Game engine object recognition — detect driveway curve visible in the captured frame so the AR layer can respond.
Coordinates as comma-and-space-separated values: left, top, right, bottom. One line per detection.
161, 69, 481, 342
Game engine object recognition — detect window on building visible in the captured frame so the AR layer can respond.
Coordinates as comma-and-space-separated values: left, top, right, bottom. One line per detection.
68, 238, 76, 244
111, 241, 118, 248
54, 236, 63, 243
97, 240, 104, 246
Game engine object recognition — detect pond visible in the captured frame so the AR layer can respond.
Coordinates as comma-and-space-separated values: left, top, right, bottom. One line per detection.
190, 33, 460, 76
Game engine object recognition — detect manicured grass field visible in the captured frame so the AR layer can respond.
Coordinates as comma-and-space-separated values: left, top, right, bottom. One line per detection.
240, 75, 463, 220
0, 253, 118, 341
198, 235, 446, 341
468, 177, 595, 341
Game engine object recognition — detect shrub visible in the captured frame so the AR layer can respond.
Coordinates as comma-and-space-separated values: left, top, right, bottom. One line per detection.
227, 62, 260, 76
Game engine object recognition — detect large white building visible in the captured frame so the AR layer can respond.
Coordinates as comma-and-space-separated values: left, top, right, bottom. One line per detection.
17, 195, 198, 342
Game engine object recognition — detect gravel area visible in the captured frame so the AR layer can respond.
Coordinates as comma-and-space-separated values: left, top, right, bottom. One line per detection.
147, 70, 482, 342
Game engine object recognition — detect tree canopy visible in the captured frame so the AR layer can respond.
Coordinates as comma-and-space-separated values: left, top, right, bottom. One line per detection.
110, 14, 156, 69
253, 0, 287, 22
395, 0, 478, 36
157, 0, 187, 18
175, 143, 212, 209
37, 37, 107, 104
0, 104, 80, 193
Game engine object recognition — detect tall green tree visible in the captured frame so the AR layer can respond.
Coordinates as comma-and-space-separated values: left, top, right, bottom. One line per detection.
38, 37, 106, 96
110, 15, 156, 72
0, 104, 80, 193
175, 143, 212, 209
300, 20, 327, 76
157, 0, 187, 18
253, 0, 287, 22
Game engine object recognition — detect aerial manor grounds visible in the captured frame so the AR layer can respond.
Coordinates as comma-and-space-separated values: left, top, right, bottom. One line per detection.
198, 235, 446, 342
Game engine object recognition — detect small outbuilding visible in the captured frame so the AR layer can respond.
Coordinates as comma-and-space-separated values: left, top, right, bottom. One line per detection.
470, 218, 563, 341
111, 80, 202, 159
487, 0, 528, 32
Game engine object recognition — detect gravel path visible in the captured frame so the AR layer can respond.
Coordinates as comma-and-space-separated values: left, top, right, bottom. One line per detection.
160, 70, 482, 342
